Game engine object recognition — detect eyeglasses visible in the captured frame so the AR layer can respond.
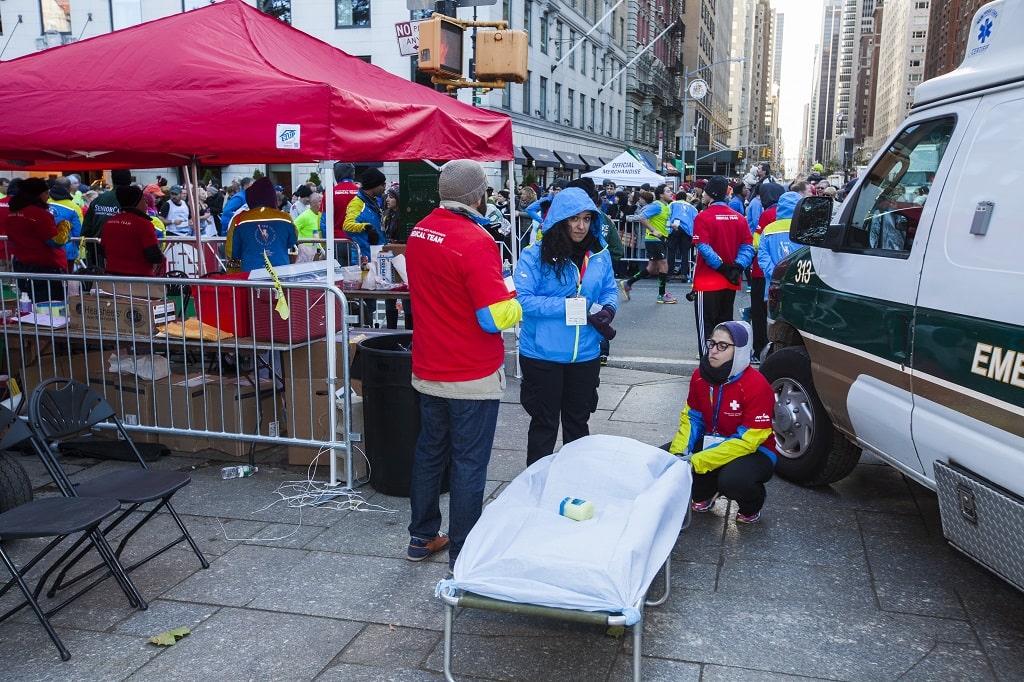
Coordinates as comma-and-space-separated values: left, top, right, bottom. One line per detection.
705, 339, 736, 352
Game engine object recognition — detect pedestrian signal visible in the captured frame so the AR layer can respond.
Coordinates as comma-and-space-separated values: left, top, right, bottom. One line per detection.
475, 30, 529, 84
737, 150, 744, 159
418, 16, 464, 77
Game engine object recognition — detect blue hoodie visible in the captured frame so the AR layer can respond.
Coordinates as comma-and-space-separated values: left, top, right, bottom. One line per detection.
757, 191, 800, 298
515, 188, 619, 363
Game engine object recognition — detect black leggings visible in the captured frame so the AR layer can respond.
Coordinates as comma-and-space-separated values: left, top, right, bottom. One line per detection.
519, 355, 601, 466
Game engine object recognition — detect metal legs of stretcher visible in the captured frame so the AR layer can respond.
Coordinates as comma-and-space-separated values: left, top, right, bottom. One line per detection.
439, 558, 672, 682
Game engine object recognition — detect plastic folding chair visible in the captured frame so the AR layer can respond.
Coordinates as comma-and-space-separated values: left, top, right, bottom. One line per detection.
26, 379, 209, 598
0, 405, 145, 661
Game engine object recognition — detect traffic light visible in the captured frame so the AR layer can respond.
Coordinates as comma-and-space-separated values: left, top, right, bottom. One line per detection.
737, 150, 744, 160
418, 16, 465, 77
475, 30, 529, 84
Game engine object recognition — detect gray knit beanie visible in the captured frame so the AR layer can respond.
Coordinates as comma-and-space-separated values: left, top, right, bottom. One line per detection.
438, 159, 488, 206
333, 162, 355, 181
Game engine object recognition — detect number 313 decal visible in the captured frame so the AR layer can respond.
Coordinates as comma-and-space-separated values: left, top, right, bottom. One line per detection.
794, 259, 814, 284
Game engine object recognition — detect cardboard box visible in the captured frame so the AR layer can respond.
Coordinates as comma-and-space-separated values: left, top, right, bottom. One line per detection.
286, 396, 367, 484
4, 347, 107, 393
69, 293, 176, 336
205, 376, 279, 457
154, 374, 217, 453
87, 374, 161, 443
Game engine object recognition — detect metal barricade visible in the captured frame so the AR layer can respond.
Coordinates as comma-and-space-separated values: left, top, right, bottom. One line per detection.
0, 270, 360, 486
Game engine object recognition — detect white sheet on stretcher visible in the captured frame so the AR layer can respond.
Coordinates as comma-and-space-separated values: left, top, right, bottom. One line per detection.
437, 435, 693, 625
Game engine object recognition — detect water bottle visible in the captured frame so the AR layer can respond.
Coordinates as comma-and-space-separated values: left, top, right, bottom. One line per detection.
18, 292, 32, 315
221, 464, 258, 479
502, 259, 516, 295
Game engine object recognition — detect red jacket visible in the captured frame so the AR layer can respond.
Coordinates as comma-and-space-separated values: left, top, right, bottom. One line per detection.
692, 203, 752, 292
406, 207, 515, 382
7, 204, 65, 271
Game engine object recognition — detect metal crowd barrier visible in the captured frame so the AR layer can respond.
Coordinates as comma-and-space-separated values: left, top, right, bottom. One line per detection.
0, 270, 360, 486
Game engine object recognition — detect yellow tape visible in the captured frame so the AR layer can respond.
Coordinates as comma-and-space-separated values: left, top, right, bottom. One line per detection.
263, 251, 290, 320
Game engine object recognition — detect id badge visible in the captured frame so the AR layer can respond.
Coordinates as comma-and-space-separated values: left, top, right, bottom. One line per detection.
703, 434, 726, 449
565, 296, 587, 326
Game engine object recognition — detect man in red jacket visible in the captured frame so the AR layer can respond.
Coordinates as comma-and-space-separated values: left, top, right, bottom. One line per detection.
690, 176, 754, 349
404, 159, 523, 572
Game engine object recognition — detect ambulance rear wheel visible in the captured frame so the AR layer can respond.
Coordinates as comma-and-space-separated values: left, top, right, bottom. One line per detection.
759, 346, 861, 486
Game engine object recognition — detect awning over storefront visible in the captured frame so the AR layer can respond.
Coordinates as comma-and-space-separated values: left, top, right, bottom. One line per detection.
554, 151, 585, 170
663, 161, 679, 175
579, 154, 604, 169
636, 151, 659, 172
522, 146, 560, 168
514, 147, 527, 164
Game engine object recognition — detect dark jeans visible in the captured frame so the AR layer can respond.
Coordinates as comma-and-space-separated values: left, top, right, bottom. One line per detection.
519, 355, 601, 466
691, 451, 775, 516
408, 393, 500, 559
691, 288, 737, 348
666, 231, 692, 279
749, 277, 767, 358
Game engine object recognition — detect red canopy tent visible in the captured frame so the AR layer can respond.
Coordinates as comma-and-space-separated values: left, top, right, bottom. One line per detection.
0, 0, 512, 169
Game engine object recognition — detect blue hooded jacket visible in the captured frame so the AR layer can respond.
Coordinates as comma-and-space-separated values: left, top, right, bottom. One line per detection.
757, 191, 800, 298
515, 188, 619, 363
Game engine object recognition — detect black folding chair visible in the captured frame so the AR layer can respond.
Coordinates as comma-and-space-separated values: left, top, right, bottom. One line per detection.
26, 379, 209, 598
0, 405, 145, 661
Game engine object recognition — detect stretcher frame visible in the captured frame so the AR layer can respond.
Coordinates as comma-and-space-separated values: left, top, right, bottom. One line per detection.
439, 549, 674, 681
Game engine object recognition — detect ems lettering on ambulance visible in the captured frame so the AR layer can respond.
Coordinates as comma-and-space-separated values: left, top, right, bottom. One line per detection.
971, 342, 1024, 388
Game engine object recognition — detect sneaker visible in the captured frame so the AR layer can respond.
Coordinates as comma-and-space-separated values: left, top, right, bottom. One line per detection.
736, 510, 762, 524
599, 354, 608, 366
657, 293, 678, 304
407, 533, 449, 561
690, 494, 719, 512
618, 280, 632, 301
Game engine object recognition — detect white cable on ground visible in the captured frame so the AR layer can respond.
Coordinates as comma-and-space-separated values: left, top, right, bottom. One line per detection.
217, 445, 396, 542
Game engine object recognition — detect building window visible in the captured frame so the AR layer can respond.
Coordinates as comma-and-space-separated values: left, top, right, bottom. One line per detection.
525, 1, 532, 45
555, 83, 562, 124
568, 88, 575, 126
503, 82, 511, 109
540, 14, 548, 53
539, 76, 548, 119
523, 71, 532, 114
591, 45, 598, 79
600, 103, 605, 133
589, 98, 596, 130
569, 31, 576, 68
579, 92, 586, 129
581, 40, 587, 74
336, 0, 370, 28
556, 22, 563, 59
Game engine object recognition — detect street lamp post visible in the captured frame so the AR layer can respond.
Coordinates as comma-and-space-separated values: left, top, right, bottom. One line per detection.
681, 57, 745, 180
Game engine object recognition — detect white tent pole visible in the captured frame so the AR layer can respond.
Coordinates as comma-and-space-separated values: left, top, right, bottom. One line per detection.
184, 159, 207, 276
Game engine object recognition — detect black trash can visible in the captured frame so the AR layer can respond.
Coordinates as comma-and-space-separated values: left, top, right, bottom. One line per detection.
357, 332, 449, 497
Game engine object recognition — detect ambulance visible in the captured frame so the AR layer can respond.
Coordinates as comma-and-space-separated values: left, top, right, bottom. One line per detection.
761, 0, 1024, 590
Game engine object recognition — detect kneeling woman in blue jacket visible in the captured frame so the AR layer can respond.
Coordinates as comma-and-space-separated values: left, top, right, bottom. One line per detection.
515, 187, 619, 466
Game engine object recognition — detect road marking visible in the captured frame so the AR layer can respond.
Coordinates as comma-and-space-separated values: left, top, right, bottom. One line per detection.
610, 356, 700, 366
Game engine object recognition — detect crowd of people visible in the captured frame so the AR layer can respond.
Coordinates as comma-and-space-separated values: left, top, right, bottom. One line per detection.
0, 158, 846, 572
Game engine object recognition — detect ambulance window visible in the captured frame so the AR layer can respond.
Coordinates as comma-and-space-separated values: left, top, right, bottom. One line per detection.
841, 116, 955, 256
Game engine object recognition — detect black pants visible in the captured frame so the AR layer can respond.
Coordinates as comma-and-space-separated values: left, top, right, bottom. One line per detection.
14, 262, 65, 304
691, 451, 775, 516
749, 277, 767, 358
692, 288, 736, 348
519, 355, 601, 466
667, 231, 693, 280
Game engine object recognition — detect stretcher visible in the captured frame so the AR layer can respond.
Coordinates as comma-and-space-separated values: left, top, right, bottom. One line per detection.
435, 435, 692, 681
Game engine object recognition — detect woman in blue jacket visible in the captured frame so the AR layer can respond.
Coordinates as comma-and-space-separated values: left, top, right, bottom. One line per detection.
515, 187, 619, 465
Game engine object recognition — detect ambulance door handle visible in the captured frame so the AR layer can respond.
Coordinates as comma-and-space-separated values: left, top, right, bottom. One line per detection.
896, 313, 911, 365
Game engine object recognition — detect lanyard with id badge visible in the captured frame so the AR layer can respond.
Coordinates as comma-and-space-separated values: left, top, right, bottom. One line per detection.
565, 252, 592, 326
703, 385, 728, 449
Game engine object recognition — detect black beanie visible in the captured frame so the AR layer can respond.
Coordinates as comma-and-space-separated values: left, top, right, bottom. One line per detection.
360, 168, 386, 191
566, 177, 599, 204
704, 175, 730, 201
246, 177, 278, 208
111, 169, 132, 186
115, 185, 144, 208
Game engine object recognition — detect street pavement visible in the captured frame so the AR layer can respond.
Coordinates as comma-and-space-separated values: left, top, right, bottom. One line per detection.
1, 278, 1023, 681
